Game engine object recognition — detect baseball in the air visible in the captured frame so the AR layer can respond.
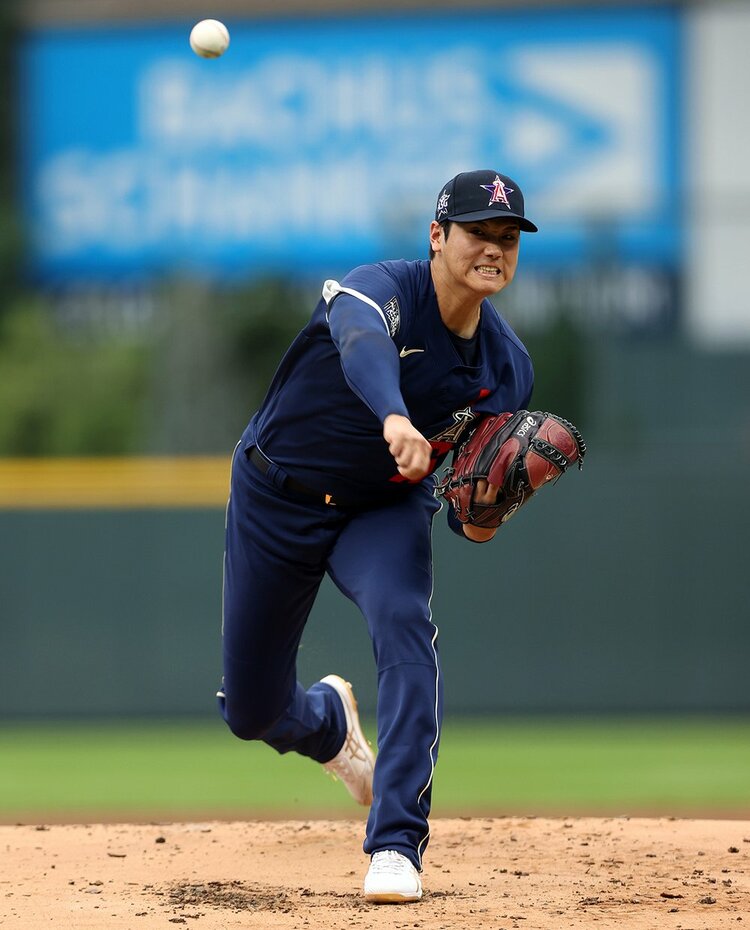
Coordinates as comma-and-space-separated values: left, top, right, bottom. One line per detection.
189, 19, 230, 58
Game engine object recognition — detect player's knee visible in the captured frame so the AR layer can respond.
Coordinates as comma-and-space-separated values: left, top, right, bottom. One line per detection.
370, 601, 437, 667
221, 701, 282, 742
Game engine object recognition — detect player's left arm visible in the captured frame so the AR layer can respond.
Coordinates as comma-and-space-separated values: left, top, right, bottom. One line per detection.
446, 493, 497, 542
447, 340, 534, 542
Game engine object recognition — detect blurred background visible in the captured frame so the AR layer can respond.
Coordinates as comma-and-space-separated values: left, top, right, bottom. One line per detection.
1, 0, 749, 821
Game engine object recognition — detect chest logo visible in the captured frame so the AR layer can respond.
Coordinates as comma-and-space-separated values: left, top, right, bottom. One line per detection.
399, 347, 425, 358
429, 406, 476, 444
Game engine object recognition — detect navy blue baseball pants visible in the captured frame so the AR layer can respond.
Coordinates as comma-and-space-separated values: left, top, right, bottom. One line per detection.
218, 442, 443, 869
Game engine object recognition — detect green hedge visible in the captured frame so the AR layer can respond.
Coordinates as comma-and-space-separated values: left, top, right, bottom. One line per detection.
0, 280, 587, 456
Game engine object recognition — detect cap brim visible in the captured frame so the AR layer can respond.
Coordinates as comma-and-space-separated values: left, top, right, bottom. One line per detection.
448, 209, 538, 233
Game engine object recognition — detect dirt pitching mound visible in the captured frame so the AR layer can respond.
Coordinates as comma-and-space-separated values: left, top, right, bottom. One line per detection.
2, 817, 749, 928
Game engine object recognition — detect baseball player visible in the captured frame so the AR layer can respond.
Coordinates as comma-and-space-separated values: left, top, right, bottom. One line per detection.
218, 169, 537, 902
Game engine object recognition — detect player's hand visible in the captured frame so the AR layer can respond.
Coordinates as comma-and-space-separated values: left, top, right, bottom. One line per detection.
463, 479, 498, 541
383, 414, 432, 481
473, 478, 498, 506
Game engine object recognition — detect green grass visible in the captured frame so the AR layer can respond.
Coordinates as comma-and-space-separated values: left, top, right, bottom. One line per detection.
435, 718, 750, 814
1, 717, 749, 821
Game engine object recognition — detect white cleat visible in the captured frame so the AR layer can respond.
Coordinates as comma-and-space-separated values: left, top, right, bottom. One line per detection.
364, 850, 423, 903
320, 675, 375, 806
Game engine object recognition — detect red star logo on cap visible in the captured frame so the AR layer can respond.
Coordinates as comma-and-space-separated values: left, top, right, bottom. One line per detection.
481, 176, 513, 208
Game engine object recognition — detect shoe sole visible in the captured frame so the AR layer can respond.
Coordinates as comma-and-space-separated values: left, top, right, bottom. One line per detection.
364, 892, 422, 904
320, 674, 375, 806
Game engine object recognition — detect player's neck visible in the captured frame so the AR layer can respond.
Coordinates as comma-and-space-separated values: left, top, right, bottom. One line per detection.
430, 267, 482, 338
440, 301, 481, 339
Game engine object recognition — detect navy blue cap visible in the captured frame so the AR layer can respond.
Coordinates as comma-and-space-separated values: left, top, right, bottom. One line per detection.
435, 170, 538, 233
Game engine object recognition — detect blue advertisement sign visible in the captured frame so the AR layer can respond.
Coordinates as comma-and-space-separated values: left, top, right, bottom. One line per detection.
19, 9, 681, 283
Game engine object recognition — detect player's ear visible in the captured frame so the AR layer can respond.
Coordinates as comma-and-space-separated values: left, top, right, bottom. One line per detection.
429, 221, 444, 254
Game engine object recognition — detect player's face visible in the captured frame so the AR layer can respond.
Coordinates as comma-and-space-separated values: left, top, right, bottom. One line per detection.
430, 218, 521, 297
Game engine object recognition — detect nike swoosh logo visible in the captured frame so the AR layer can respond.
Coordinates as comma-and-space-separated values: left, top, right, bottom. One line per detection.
399, 347, 425, 357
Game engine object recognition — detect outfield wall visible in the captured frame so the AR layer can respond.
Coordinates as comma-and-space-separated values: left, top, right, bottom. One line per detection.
1, 459, 746, 718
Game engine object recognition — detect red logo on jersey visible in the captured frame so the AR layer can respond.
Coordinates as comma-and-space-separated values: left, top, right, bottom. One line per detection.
388, 407, 478, 484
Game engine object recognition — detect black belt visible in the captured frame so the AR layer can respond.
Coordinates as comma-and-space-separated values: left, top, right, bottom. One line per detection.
249, 447, 342, 507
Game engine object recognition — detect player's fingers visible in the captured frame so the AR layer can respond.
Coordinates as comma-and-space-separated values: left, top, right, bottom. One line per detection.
383, 415, 432, 479
397, 462, 427, 480
473, 479, 499, 505
395, 439, 431, 480
397, 464, 428, 480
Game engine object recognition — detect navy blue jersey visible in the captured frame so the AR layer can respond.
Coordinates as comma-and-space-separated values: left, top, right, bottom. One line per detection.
247, 259, 533, 502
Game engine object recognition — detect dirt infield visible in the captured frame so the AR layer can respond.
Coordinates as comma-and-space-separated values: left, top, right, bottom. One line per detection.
2, 817, 749, 929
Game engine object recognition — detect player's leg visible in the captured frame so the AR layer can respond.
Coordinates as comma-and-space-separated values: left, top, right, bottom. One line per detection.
219, 444, 346, 763
327, 484, 443, 882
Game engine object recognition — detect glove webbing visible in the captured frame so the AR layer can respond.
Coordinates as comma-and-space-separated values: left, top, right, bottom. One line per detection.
543, 414, 587, 468
530, 437, 574, 474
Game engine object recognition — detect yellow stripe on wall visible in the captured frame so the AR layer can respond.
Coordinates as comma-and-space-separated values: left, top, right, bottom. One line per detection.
0, 457, 232, 509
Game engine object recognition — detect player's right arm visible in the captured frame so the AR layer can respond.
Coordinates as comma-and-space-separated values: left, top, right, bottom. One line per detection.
382, 414, 432, 481
325, 277, 431, 481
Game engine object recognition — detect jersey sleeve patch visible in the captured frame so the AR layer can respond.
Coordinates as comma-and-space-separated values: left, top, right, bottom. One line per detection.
382, 296, 401, 337
322, 279, 399, 337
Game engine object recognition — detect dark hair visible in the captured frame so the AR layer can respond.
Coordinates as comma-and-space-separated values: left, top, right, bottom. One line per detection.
428, 220, 452, 260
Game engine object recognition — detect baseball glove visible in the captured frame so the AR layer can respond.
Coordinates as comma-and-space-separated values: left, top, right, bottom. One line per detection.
440, 410, 586, 528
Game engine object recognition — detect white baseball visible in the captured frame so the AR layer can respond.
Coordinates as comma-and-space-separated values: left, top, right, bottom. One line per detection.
189, 19, 230, 58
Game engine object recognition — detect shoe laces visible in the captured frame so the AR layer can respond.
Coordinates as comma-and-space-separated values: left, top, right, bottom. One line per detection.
327, 732, 370, 776
340, 730, 370, 763
370, 851, 414, 875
